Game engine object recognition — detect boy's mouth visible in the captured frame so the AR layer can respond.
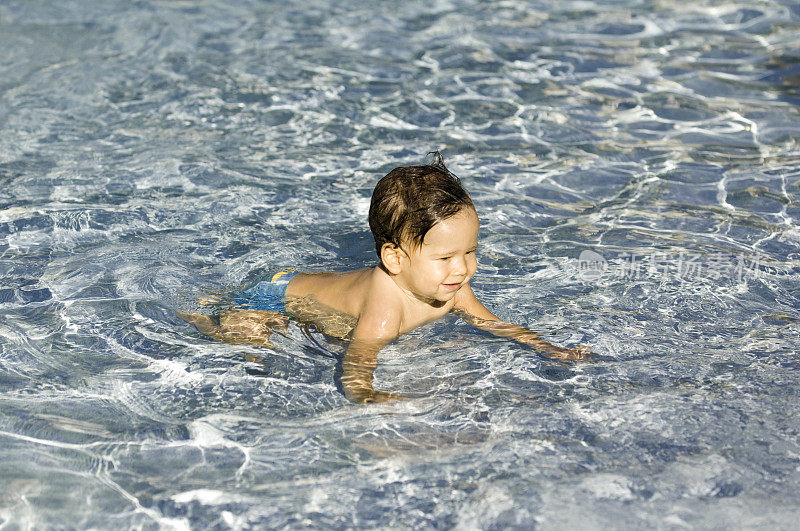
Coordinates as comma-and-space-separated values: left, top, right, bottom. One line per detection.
442, 282, 461, 291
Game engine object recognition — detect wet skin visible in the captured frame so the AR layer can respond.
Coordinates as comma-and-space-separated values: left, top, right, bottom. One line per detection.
181, 207, 594, 403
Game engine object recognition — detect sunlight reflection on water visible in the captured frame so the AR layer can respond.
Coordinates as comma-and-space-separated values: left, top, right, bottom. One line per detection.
1, 0, 799, 527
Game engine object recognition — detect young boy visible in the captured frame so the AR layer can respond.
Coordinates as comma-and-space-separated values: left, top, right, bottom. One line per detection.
182, 153, 592, 403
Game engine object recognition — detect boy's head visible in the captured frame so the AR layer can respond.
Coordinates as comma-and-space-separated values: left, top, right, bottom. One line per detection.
368, 152, 475, 258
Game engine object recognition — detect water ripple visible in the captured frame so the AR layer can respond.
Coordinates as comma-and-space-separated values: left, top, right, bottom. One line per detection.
1, 0, 800, 528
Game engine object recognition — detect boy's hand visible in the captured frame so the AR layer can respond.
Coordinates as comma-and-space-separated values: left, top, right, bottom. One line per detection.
344, 386, 404, 404
543, 344, 594, 362
516, 334, 595, 362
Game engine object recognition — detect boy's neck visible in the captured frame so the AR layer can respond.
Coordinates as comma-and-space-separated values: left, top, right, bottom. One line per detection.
376, 264, 447, 309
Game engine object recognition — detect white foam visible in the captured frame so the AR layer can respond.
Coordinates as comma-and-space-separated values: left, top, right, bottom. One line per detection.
579, 474, 635, 501
172, 489, 235, 505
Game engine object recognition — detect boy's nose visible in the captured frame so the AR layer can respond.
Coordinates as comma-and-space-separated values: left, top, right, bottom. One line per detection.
452, 256, 468, 276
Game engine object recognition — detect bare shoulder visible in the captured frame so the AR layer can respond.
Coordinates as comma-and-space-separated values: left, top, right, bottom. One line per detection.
452, 282, 481, 311
352, 268, 404, 341
453, 282, 499, 321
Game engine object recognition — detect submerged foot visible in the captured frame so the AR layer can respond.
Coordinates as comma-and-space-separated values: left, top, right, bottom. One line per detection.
176, 311, 221, 336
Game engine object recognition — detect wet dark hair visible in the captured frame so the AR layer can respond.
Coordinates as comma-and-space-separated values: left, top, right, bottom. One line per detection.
368, 151, 474, 257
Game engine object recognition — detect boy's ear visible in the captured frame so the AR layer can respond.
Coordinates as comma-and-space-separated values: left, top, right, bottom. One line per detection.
380, 243, 404, 275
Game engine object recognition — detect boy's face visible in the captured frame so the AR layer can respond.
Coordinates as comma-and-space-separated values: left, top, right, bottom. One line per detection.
398, 207, 479, 304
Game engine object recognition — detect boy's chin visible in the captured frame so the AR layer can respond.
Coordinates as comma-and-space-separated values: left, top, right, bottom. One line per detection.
433, 288, 459, 302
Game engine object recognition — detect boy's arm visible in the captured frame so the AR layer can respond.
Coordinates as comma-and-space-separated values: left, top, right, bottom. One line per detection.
452, 283, 592, 362
340, 298, 403, 403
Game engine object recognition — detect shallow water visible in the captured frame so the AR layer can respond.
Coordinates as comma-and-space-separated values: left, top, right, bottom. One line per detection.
2, 0, 800, 528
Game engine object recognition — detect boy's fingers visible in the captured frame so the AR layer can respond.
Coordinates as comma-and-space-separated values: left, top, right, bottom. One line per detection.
542, 345, 595, 362
567, 351, 585, 361
373, 391, 405, 403
573, 345, 598, 360
352, 389, 405, 404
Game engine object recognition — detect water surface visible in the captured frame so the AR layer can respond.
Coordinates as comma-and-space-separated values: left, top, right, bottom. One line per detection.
1, 0, 800, 528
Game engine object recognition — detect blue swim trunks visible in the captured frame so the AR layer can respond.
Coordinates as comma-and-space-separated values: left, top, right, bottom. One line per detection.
231, 270, 300, 314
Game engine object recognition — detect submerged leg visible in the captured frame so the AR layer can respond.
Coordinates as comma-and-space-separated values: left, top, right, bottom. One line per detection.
179, 309, 289, 347
218, 309, 289, 345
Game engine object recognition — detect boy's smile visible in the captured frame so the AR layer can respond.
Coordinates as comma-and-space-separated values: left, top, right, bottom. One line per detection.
395, 207, 479, 305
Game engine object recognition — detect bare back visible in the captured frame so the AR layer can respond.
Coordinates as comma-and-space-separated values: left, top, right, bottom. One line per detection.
285, 268, 373, 318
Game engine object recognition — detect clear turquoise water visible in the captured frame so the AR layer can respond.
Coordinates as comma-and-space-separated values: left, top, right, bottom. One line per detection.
1, 0, 800, 528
